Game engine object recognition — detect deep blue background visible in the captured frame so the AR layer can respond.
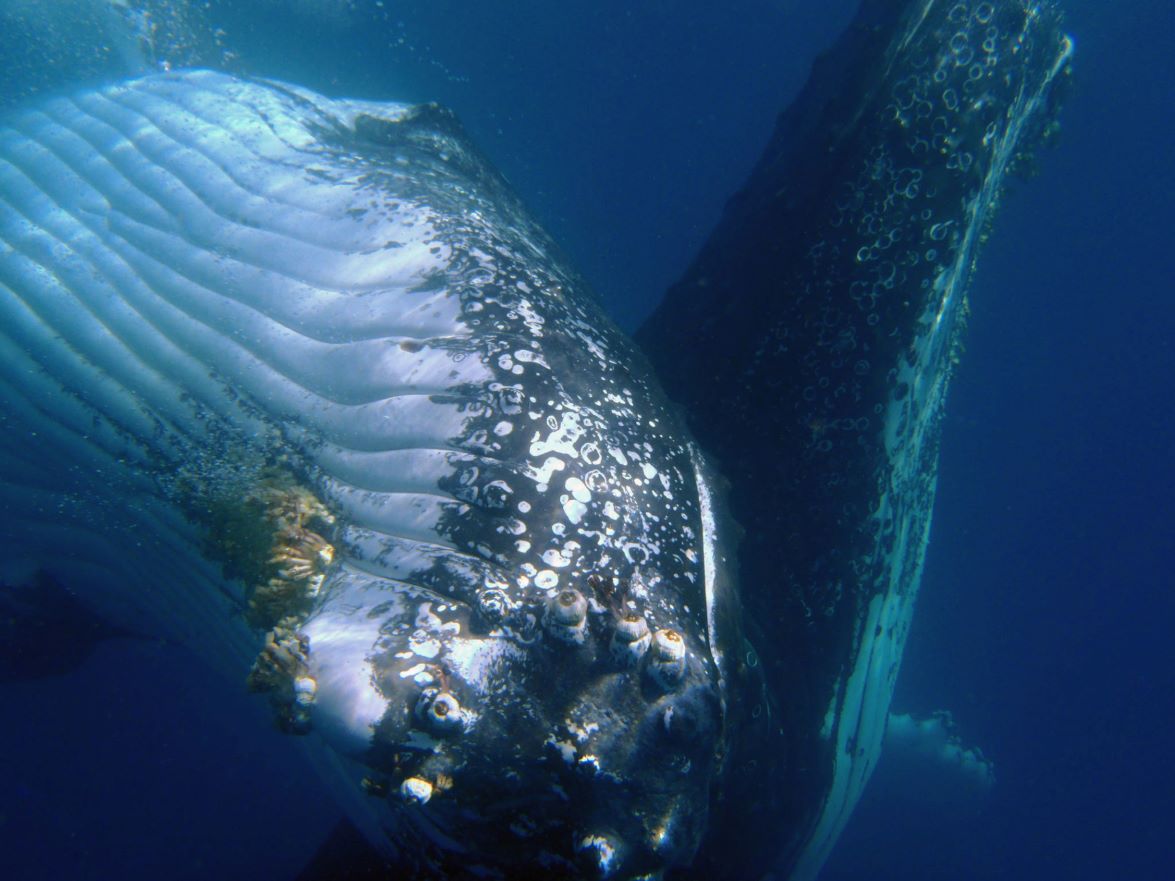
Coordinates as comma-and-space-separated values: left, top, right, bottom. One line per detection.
0, 2, 1170, 879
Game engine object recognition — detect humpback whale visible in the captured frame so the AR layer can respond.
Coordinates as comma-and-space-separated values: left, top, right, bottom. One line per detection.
0, 1, 1071, 879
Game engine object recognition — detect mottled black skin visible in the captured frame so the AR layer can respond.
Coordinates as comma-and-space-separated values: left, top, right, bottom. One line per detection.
325, 104, 730, 880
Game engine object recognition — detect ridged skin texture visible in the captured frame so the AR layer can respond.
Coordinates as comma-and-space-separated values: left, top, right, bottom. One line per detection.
0, 71, 729, 879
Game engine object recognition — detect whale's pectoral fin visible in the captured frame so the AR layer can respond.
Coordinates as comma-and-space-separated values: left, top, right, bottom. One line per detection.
637, 0, 1071, 877
0, 571, 141, 682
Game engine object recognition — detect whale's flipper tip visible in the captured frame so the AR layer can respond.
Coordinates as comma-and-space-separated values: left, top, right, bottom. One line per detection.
0, 571, 141, 683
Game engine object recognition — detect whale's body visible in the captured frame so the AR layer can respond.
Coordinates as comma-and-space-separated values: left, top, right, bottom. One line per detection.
0, 1, 1071, 879
0, 69, 739, 878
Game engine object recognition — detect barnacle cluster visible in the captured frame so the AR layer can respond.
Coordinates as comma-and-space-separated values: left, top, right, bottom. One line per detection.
182, 467, 337, 732
194, 469, 337, 630
247, 620, 315, 733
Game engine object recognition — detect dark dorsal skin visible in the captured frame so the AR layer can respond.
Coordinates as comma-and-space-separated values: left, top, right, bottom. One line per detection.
638, 1, 1071, 877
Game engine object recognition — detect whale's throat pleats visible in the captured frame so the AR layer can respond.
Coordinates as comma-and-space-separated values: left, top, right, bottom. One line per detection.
0, 70, 736, 878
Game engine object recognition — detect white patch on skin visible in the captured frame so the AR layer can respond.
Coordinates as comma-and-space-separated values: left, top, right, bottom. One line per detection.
567, 720, 599, 743
493, 421, 514, 436
446, 634, 525, 694
602, 501, 620, 521
501, 518, 526, 535
549, 738, 577, 764
542, 548, 571, 568
399, 662, 430, 680
535, 570, 559, 589
518, 500, 532, 513
565, 476, 591, 502
403, 732, 441, 758
410, 634, 442, 658
577, 332, 609, 364
301, 597, 389, 754
563, 497, 588, 524
513, 298, 545, 336
525, 456, 565, 488
529, 409, 584, 459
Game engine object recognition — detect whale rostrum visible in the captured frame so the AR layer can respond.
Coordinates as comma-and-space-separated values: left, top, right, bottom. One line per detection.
0, 1, 1071, 878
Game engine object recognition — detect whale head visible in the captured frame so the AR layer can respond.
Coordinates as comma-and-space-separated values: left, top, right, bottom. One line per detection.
275, 476, 733, 880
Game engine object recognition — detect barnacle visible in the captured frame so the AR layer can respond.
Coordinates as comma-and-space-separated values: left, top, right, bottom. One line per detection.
647, 628, 686, 689
188, 468, 337, 630
545, 588, 588, 644
415, 687, 465, 735
610, 612, 652, 666
247, 619, 315, 733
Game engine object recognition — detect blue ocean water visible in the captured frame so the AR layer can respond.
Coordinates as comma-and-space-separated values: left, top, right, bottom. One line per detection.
0, 1, 1170, 879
